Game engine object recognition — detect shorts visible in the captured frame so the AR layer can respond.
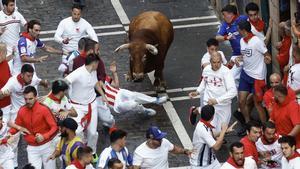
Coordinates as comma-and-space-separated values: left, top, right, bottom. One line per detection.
238, 69, 266, 102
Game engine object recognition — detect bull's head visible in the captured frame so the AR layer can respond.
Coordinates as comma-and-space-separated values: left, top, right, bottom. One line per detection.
114, 42, 158, 81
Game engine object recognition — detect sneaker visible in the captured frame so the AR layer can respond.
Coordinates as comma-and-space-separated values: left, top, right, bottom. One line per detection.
189, 106, 198, 126
144, 108, 156, 116
92, 153, 99, 163
233, 110, 246, 125
155, 96, 168, 104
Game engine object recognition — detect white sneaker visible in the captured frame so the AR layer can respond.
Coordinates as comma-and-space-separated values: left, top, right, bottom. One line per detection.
155, 96, 167, 104
144, 108, 156, 116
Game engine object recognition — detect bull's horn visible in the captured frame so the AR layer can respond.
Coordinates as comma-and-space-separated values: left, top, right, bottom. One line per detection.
145, 44, 158, 55
114, 43, 130, 53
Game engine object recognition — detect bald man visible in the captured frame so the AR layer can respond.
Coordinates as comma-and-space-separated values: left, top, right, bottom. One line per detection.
263, 73, 296, 114
189, 52, 237, 132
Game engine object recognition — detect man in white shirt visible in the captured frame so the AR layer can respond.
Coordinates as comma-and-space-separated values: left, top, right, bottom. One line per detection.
201, 38, 227, 69
236, 20, 271, 125
287, 44, 300, 103
0, 64, 48, 168
0, 0, 26, 71
221, 142, 257, 169
0, 109, 14, 169
256, 121, 282, 169
190, 105, 228, 169
279, 136, 300, 169
0, 64, 47, 122
189, 52, 237, 132
66, 146, 94, 169
133, 126, 191, 169
245, 2, 272, 44
54, 4, 98, 73
16, 20, 63, 75
97, 129, 132, 169
65, 53, 107, 158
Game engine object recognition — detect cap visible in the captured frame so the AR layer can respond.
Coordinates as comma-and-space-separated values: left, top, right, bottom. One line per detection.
147, 126, 167, 140
59, 118, 78, 131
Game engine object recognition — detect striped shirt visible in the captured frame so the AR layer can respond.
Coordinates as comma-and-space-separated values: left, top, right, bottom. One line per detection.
103, 76, 119, 107
97, 146, 132, 169
190, 121, 218, 167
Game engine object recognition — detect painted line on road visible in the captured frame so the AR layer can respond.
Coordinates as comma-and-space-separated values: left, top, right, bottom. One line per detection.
173, 21, 219, 29
170, 95, 200, 102
40, 21, 219, 42
170, 15, 217, 22
39, 16, 218, 35
110, 0, 130, 25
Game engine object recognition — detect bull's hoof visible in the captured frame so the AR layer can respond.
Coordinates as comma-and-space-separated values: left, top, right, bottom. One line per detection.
124, 74, 132, 82
154, 79, 166, 92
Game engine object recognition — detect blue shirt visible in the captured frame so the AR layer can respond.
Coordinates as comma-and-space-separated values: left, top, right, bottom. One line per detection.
217, 15, 248, 56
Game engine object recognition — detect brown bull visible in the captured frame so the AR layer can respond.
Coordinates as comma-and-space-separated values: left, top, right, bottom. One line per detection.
115, 11, 174, 91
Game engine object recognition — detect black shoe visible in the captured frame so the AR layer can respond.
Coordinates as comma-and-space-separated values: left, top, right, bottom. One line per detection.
188, 106, 198, 126
233, 110, 246, 125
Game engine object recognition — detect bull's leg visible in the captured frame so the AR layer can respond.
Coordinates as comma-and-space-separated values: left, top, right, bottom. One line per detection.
154, 68, 166, 92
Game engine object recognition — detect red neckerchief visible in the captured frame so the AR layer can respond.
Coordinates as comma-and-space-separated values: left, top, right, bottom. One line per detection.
200, 119, 215, 128
287, 152, 300, 161
228, 15, 239, 25
17, 74, 25, 87
21, 32, 35, 41
249, 18, 265, 32
79, 51, 87, 58
227, 157, 244, 168
70, 160, 85, 169
48, 93, 62, 104
243, 32, 254, 43
261, 134, 279, 145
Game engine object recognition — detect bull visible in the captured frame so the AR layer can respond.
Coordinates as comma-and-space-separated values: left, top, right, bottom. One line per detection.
114, 11, 174, 91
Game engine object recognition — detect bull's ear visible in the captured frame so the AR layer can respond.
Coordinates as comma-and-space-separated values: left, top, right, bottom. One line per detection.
114, 43, 130, 53
145, 44, 158, 55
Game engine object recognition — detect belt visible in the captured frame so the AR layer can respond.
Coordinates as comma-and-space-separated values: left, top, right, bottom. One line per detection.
70, 98, 96, 131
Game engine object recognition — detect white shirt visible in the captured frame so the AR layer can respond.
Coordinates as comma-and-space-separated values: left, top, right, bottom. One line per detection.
256, 137, 282, 169
197, 65, 237, 105
281, 155, 300, 169
240, 36, 268, 80
98, 146, 130, 169
220, 157, 257, 169
54, 17, 98, 53
190, 121, 219, 167
1, 74, 41, 116
65, 65, 97, 104
249, 20, 266, 42
0, 10, 26, 55
287, 63, 300, 102
201, 51, 227, 67
133, 138, 174, 169
0, 118, 14, 161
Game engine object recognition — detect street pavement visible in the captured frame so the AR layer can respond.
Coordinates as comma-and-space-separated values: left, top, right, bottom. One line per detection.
15, 0, 248, 168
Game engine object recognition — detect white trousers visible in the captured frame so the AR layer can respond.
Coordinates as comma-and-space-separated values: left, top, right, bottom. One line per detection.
0, 158, 14, 169
114, 89, 156, 113
191, 159, 221, 169
72, 100, 98, 153
0, 104, 11, 120
97, 97, 115, 127
210, 104, 232, 133
27, 142, 56, 169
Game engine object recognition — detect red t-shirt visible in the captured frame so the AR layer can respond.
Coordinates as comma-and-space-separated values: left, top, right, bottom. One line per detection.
270, 95, 300, 148
0, 60, 11, 107
277, 35, 292, 71
263, 87, 296, 111
240, 136, 259, 163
